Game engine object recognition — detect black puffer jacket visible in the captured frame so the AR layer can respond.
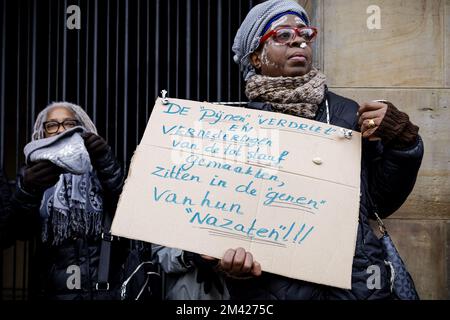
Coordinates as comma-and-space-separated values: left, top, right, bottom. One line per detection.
10, 149, 126, 300
226, 90, 424, 300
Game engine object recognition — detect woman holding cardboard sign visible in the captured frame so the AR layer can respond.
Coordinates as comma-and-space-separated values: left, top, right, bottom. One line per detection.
209, 0, 423, 300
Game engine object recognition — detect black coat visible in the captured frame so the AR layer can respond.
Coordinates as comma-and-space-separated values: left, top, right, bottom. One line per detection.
10, 149, 126, 300
0, 169, 14, 248
225, 91, 424, 300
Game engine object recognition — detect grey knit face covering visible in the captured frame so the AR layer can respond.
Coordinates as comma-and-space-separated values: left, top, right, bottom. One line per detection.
24, 127, 91, 175
245, 68, 327, 119
23, 126, 103, 245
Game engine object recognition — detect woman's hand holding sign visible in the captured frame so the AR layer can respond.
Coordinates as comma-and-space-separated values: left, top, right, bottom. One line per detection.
219, 248, 262, 279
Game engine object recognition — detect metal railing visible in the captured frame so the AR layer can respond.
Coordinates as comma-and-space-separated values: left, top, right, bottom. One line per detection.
0, 0, 259, 300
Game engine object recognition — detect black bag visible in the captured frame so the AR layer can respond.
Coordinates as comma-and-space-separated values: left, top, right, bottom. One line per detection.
96, 212, 161, 301
373, 211, 420, 300
118, 240, 161, 301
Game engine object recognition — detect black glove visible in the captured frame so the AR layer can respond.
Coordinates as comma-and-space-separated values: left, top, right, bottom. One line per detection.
81, 132, 110, 164
183, 252, 224, 295
81, 132, 123, 196
22, 161, 63, 194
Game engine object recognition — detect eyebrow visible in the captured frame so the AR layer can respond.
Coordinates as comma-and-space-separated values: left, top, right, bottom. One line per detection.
272, 23, 306, 29
45, 117, 77, 122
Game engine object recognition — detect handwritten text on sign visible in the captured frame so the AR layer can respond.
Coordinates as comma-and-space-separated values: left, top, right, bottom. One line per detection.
111, 98, 361, 289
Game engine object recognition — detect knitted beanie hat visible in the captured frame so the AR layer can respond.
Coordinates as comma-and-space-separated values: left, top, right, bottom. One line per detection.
232, 0, 310, 81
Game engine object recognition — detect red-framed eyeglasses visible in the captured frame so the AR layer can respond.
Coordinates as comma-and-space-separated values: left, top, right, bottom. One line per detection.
260, 26, 318, 45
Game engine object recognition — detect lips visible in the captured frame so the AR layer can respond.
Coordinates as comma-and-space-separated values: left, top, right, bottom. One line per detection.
288, 52, 307, 62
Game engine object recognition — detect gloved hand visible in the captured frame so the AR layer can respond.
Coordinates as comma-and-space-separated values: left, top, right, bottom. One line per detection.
22, 161, 63, 194
358, 101, 419, 148
81, 132, 123, 195
81, 132, 110, 164
183, 252, 224, 295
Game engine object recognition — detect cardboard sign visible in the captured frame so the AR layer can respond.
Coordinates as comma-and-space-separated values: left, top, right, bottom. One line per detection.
111, 98, 361, 289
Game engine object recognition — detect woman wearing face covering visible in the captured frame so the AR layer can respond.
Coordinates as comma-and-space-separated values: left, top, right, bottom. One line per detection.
211, 0, 424, 300
10, 102, 126, 300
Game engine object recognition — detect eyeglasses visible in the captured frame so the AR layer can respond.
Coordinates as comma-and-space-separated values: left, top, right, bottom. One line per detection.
260, 26, 318, 46
43, 119, 80, 134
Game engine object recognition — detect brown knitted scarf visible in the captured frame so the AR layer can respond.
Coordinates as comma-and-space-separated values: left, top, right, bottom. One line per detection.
245, 68, 327, 119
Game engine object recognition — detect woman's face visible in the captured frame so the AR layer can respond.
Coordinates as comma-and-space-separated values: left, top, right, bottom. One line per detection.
44, 107, 78, 138
251, 14, 314, 77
